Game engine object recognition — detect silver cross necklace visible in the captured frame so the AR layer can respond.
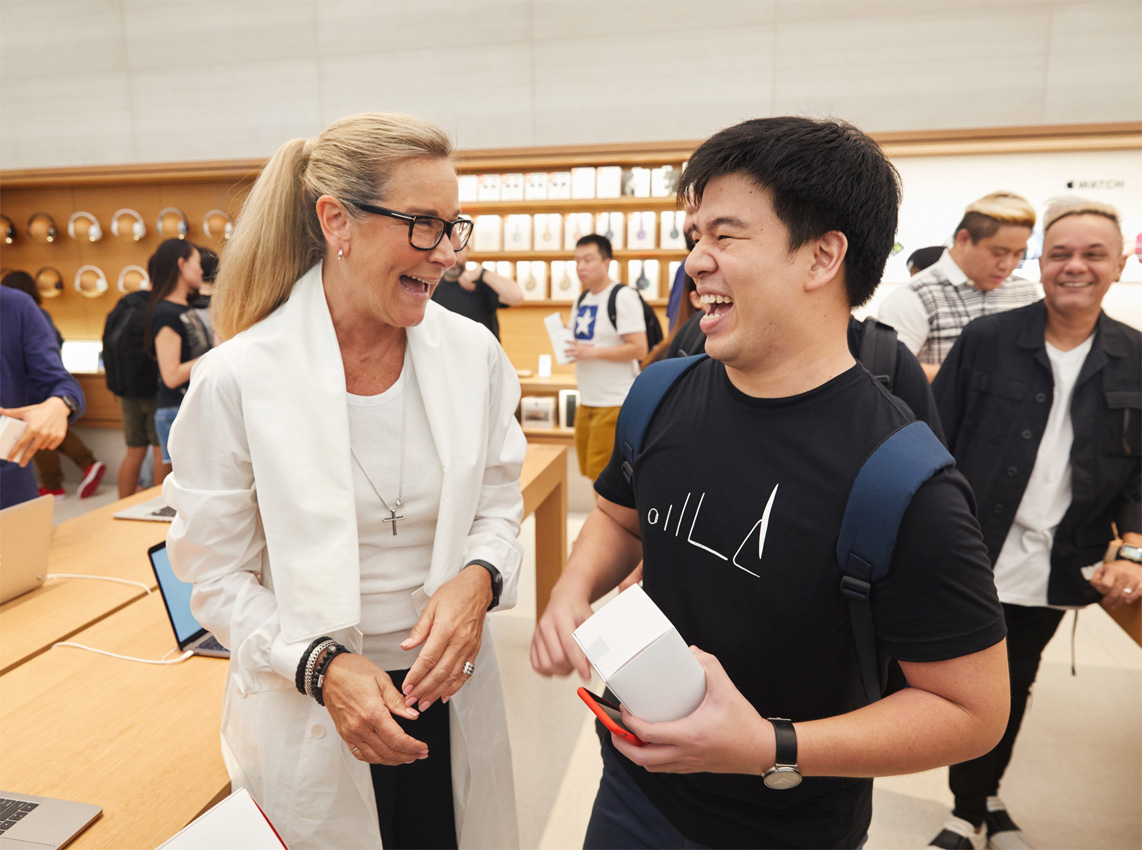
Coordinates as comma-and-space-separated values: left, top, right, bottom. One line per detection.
349, 373, 407, 536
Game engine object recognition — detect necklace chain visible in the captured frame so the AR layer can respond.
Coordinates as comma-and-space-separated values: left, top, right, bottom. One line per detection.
350, 369, 407, 515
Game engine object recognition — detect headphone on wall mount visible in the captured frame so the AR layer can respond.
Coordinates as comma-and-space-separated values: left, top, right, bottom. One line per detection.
157, 207, 190, 240
111, 208, 147, 241
202, 209, 234, 241
67, 211, 103, 242
27, 212, 59, 243
74, 265, 109, 298
117, 265, 150, 293
0, 215, 15, 244
35, 266, 64, 299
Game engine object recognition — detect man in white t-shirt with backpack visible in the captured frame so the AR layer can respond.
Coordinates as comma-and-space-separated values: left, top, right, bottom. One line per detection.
567, 234, 648, 481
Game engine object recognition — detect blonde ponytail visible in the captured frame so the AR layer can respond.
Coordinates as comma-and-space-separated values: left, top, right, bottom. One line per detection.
211, 113, 453, 340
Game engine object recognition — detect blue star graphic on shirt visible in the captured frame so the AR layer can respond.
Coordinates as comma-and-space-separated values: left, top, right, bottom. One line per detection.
575, 305, 597, 340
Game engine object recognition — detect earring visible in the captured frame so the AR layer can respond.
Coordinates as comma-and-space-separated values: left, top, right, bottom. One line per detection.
338, 248, 344, 261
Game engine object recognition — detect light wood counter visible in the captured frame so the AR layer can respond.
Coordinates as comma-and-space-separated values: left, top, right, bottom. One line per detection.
520, 443, 568, 616
0, 488, 167, 673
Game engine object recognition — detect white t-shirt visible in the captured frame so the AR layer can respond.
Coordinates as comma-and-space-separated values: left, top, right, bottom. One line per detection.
347, 354, 443, 669
993, 335, 1094, 608
572, 282, 646, 407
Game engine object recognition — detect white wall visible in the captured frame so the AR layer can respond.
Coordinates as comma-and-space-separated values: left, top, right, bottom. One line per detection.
1, 0, 1140, 169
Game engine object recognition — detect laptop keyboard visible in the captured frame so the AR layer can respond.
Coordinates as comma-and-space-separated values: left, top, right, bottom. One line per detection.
199, 634, 226, 652
0, 797, 38, 833
149, 505, 176, 518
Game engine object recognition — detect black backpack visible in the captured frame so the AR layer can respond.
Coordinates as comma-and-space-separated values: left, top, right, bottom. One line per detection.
856, 316, 899, 392
102, 291, 159, 398
576, 283, 664, 350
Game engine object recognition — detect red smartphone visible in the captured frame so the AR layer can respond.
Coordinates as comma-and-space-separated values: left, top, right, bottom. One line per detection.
577, 687, 646, 746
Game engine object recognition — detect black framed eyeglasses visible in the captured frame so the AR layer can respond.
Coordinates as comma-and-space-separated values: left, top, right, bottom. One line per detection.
349, 201, 474, 251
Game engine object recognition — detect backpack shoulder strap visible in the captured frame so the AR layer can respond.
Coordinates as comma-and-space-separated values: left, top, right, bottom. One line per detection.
616, 354, 707, 483
837, 421, 954, 703
575, 289, 587, 310
607, 282, 626, 328
858, 316, 898, 392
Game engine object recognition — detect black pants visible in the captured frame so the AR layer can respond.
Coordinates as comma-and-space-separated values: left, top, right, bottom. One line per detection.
949, 603, 1065, 827
370, 669, 458, 850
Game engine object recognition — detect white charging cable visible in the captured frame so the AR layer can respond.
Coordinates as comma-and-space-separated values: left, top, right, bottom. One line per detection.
51, 642, 194, 665
45, 574, 152, 594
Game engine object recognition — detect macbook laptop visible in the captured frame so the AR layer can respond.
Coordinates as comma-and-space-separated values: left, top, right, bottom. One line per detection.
114, 495, 176, 523
0, 790, 101, 849
0, 495, 53, 604
147, 542, 228, 658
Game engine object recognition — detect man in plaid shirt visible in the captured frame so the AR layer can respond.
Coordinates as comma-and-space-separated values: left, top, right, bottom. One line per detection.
878, 192, 1039, 381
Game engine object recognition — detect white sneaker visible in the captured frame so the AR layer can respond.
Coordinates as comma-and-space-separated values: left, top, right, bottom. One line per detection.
928, 816, 987, 850
986, 797, 1033, 849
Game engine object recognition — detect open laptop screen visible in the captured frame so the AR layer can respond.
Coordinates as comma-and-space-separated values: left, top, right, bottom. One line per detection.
147, 542, 206, 648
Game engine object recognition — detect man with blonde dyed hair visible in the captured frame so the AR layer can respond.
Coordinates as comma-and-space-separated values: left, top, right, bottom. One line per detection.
879, 191, 1039, 380
928, 198, 1140, 850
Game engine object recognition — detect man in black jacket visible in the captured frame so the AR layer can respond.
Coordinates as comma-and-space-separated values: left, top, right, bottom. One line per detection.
929, 199, 1142, 850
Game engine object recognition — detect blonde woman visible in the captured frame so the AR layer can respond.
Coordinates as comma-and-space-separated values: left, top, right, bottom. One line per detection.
164, 114, 525, 849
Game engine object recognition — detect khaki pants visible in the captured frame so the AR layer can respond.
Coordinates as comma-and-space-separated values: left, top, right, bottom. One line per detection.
33, 430, 95, 490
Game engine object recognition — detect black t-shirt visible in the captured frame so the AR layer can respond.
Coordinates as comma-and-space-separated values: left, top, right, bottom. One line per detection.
151, 300, 211, 407
594, 359, 1005, 849
430, 275, 504, 340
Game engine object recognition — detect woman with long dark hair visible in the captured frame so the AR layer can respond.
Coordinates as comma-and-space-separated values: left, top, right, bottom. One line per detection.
144, 238, 210, 476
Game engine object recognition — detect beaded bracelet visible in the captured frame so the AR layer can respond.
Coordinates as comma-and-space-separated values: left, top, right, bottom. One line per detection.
303, 639, 337, 699
295, 637, 332, 695
313, 644, 351, 707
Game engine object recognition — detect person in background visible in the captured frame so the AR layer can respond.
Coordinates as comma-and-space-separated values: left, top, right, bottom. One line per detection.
533, 116, 1008, 850
143, 239, 211, 479
430, 242, 523, 340
878, 192, 1038, 381
1, 271, 106, 499
907, 245, 946, 276
0, 287, 86, 509
101, 279, 163, 498
190, 245, 219, 343
163, 112, 523, 849
927, 198, 1141, 850
567, 234, 648, 482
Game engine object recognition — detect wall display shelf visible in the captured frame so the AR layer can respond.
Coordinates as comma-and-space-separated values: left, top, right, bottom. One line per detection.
2, 123, 1136, 396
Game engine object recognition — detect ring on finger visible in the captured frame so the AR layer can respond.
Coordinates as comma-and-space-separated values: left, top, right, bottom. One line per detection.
463, 661, 476, 677
1125, 587, 1134, 594
351, 745, 360, 754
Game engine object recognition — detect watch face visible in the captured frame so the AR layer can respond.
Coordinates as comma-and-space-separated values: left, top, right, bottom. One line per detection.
763, 767, 802, 790
1118, 544, 1142, 562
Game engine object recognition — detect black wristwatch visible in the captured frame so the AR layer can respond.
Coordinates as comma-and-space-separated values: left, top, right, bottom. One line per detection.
762, 718, 802, 789
54, 395, 78, 416
1113, 544, 1142, 566
468, 560, 502, 610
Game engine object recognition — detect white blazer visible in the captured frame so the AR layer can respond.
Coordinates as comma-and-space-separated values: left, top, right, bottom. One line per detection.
164, 263, 525, 849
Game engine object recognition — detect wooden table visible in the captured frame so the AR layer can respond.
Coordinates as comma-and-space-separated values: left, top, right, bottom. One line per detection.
521, 443, 569, 616
0, 488, 168, 673
0, 593, 231, 849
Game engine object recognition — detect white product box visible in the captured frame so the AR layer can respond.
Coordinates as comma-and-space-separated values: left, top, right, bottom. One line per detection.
534, 214, 562, 251
525, 172, 549, 201
652, 165, 681, 197
504, 214, 532, 251
563, 212, 596, 251
477, 173, 501, 202
596, 166, 623, 198
517, 261, 547, 301
458, 175, 479, 203
501, 172, 525, 201
628, 259, 659, 300
571, 167, 597, 199
0, 415, 27, 458
660, 210, 687, 249
549, 261, 580, 301
573, 585, 707, 723
627, 211, 657, 249
548, 171, 572, 200
472, 215, 502, 252
595, 212, 624, 250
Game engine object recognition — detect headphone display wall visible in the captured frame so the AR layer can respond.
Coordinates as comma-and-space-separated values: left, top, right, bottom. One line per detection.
67, 211, 102, 242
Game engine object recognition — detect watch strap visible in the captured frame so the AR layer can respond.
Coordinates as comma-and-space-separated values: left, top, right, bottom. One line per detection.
467, 559, 502, 610
768, 717, 797, 767
54, 394, 78, 416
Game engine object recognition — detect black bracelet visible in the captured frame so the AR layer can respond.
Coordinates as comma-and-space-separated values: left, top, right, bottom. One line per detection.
296, 637, 332, 695
313, 644, 351, 707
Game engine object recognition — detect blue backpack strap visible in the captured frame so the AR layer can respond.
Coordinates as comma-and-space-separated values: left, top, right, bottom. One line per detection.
616, 354, 707, 483
837, 421, 954, 703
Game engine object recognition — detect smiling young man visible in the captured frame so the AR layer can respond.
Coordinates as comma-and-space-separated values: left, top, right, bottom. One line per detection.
928, 199, 1141, 850
531, 117, 1010, 849
878, 192, 1039, 381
